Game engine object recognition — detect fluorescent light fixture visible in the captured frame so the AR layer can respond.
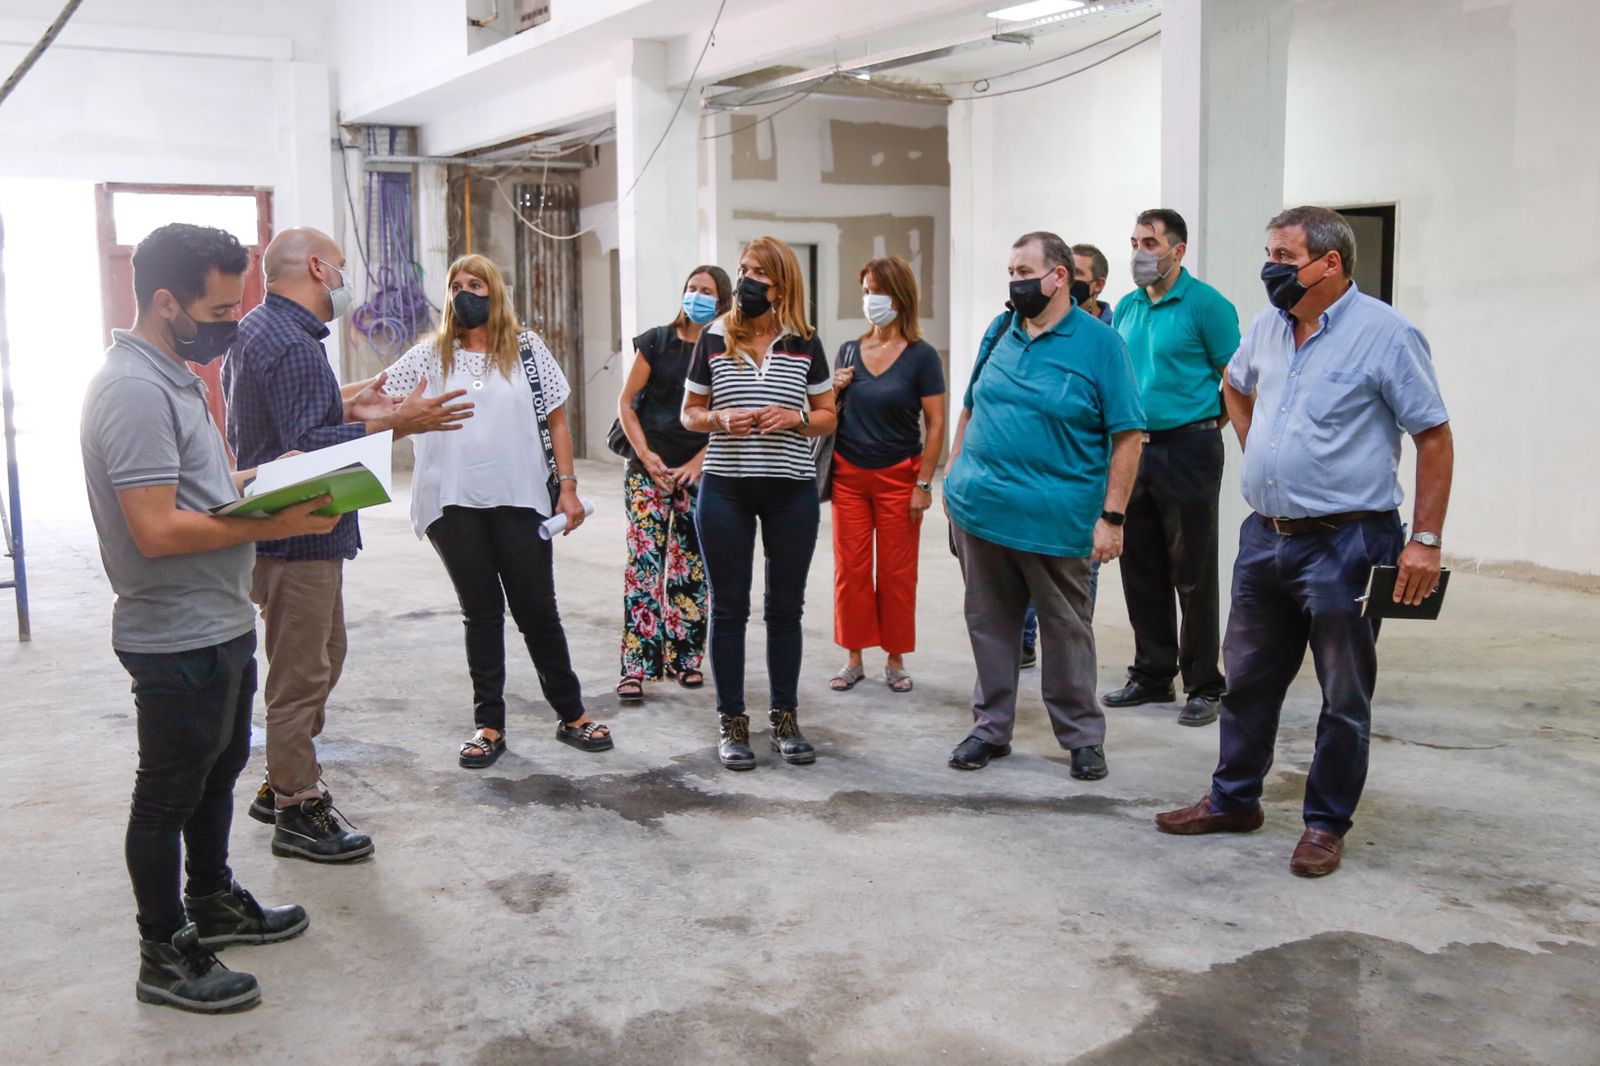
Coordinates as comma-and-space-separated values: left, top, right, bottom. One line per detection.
986, 0, 1085, 21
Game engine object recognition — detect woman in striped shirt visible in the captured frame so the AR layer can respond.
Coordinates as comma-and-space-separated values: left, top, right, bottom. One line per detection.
681, 236, 837, 771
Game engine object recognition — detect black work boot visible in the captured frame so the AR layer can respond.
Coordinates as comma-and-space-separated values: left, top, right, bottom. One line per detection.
769, 709, 816, 765
135, 923, 260, 1014
272, 796, 375, 863
1101, 677, 1176, 708
718, 714, 756, 771
247, 780, 276, 825
186, 881, 309, 948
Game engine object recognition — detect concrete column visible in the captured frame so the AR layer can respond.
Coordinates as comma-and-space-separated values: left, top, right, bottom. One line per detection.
614, 39, 700, 349
272, 60, 341, 374
1161, 0, 1294, 608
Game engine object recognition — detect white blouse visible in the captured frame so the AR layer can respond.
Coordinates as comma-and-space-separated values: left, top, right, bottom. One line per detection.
383, 330, 571, 538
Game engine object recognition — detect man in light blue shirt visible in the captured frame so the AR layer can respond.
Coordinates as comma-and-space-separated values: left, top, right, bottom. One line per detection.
1156, 207, 1453, 880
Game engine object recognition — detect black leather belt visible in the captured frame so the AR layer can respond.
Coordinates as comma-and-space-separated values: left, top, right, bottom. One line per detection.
1257, 510, 1389, 536
1145, 417, 1221, 443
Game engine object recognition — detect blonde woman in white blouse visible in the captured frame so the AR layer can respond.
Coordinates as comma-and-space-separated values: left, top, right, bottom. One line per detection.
383, 254, 611, 768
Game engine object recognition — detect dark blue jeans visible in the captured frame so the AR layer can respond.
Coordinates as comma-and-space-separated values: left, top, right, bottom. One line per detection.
116, 630, 257, 942
1209, 512, 1404, 835
1022, 560, 1099, 647
696, 473, 820, 715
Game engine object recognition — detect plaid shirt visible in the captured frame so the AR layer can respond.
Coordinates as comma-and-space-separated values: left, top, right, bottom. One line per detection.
224, 293, 364, 561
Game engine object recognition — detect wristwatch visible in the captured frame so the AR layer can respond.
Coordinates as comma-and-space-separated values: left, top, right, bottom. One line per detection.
1101, 510, 1126, 527
915, 480, 934, 493
1412, 531, 1442, 549
798, 407, 810, 427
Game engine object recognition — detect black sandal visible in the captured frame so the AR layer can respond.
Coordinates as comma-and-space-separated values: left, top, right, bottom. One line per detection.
459, 729, 505, 769
616, 678, 644, 703
673, 669, 705, 689
556, 719, 614, 752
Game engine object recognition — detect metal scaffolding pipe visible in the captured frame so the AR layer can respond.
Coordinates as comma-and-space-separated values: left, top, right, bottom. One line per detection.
363, 154, 591, 171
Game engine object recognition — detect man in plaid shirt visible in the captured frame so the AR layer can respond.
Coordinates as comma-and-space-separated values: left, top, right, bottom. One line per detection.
224, 227, 471, 863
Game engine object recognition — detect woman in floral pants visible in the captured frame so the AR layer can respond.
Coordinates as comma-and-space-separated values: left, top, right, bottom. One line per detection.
616, 266, 730, 701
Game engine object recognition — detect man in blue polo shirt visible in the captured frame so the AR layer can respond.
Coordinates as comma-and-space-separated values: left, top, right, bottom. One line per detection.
944, 231, 1144, 780
1103, 209, 1241, 728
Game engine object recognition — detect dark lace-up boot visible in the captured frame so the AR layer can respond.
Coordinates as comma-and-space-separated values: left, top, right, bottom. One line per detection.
186, 881, 309, 948
272, 795, 374, 863
769, 709, 816, 765
718, 714, 756, 771
135, 923, 260, 1013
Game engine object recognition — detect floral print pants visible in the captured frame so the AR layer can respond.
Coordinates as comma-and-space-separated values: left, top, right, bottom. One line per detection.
620, 468, 709, 681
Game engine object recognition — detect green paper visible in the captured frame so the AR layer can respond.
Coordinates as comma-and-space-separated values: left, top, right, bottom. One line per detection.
212, 464, 390, 518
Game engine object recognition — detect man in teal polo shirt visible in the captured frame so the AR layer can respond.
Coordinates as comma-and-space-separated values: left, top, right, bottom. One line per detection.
944, 231, 1144, 780
1104, 209, 1241, 727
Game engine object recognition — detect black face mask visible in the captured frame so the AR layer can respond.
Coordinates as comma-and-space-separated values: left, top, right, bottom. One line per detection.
172, 308, 238, 365
1261, 258, 1330, 312
736, 275, 772, 318
1069, 279, 1093, 307
1008, 274, 1055, 320
453, 290, 491, 329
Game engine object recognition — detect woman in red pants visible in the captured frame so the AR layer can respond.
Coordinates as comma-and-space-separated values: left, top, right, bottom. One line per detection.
827, 256, 946, 694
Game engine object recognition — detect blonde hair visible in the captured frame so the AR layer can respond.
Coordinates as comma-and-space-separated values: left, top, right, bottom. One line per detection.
724, 236, 813, 365
435, 254, 523, 379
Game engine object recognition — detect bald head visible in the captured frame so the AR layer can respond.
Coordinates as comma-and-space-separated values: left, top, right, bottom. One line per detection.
264, 227, 346, 321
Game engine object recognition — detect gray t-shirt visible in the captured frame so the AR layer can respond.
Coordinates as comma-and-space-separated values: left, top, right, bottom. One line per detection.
80, 330, 255, 653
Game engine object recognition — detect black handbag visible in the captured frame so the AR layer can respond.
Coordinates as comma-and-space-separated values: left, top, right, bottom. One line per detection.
517, 336, 563, 507
814, 341, 857, 503
606, 416, 635, 461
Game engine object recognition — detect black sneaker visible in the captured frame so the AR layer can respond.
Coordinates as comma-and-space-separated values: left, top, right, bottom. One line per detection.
1020, 643, 1038, 670
718, 714, 756, 771
768, 709, 816, 765
1071, 745, 1108, 780
272, 797, 374, 863
1100, 678, 1176, 708
949, 735, 1012, 770
1178, 695, 1221, 727
247, 781, 276, 825
136, 923, 260, 1014
186, 881, 309, 948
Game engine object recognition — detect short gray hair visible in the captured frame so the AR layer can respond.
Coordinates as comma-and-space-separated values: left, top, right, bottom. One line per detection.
1012, 231, 1072, 271
1267, 206, 1356, 278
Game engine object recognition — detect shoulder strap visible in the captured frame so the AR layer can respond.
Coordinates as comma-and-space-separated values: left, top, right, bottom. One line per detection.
518, 336, 560, 483
970, 311, 1012, 385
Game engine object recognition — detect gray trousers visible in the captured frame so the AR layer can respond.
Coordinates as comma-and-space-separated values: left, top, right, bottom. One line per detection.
951, 520, 1104, 750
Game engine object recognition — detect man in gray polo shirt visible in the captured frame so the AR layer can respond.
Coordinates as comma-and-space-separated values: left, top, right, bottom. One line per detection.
82, 223, 338, 1014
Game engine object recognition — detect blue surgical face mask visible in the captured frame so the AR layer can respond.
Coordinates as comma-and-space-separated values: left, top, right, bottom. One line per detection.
682, 291, 719, 324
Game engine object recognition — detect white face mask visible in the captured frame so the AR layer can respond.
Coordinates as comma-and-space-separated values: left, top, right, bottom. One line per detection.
863, 292, 898, 327
321, 260, 354, 320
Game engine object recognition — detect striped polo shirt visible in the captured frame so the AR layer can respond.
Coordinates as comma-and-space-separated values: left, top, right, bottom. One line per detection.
684, 318, 831, 479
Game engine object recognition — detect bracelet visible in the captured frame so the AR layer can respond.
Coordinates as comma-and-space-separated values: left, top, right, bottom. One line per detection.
557, 474, 578, 483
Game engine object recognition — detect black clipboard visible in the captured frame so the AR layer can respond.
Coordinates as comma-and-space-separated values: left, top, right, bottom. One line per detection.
1358, 565, 1450, 619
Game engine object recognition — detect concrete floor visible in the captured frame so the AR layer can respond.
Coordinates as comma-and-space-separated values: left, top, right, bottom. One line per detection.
1, 432, 1597, 1066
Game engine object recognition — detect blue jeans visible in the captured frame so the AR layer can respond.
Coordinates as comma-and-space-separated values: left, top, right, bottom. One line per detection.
1209, 512, 1404, 835
1022, 560, 1099, 647
696, 473, 820, 715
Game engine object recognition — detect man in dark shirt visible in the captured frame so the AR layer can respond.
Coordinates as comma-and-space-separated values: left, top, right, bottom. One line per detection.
224, 227, 470, 863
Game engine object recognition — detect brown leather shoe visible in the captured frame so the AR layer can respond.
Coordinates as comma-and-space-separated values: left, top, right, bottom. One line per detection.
1290, 828, 1344, 877
1154, 794, 1265, 835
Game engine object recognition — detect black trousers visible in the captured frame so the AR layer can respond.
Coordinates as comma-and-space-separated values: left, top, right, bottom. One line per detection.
116, 630, 257, 943
695, 473, 820, 716
1120, 427, 1226, 699
427, 506, 585, 731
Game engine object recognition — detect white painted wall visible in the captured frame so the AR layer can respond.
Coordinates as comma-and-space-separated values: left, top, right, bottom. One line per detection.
1283, 0, 1600, 577
948, 0, 1600, 577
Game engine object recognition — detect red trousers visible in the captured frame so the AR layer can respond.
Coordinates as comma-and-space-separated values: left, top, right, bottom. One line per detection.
832, 454, 921, 654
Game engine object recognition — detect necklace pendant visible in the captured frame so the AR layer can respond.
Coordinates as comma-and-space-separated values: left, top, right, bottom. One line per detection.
472, 379, 485, 390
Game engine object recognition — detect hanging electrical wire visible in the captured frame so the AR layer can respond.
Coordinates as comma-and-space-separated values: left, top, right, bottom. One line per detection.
494, 0, 728, 242
701, 81, 833, 141
970, 12, 1159, 92
350, 127, 435, 359
0, 0, 84, 110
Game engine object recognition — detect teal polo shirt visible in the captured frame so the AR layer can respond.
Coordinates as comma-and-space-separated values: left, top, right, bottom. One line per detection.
1113, 268, 1241, 432
946, 304, 1145, 557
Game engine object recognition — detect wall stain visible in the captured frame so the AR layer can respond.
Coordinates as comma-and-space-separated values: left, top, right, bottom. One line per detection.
1078, 932, 1600, 1066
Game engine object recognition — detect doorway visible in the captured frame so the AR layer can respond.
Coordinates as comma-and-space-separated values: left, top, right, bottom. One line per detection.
94, 183, 274, 439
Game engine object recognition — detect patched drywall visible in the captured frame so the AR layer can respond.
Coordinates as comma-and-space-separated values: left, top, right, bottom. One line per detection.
730, 118, 778, 182
734, 209, 936, 322
823, 120, 949, 186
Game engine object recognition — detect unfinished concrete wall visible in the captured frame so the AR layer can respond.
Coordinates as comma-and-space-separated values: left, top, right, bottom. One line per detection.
712, 95, 951, 379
